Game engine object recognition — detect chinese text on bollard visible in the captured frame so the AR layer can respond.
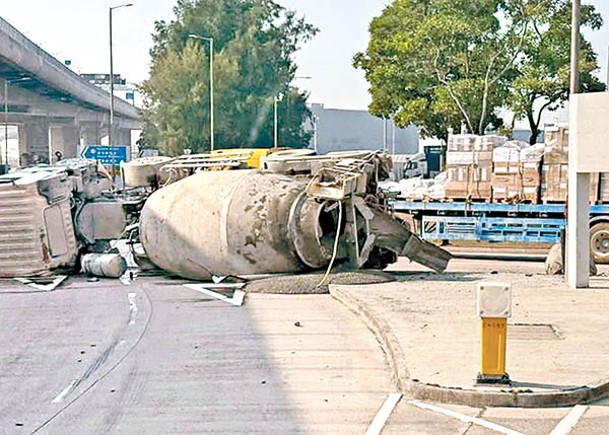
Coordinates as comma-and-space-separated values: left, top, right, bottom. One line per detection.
477, 282, 512, 385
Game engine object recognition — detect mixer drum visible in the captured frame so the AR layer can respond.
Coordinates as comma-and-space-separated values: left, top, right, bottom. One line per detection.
140, 170, 336, 279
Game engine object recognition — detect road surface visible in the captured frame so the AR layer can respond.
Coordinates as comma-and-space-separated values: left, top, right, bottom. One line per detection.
1, 269, 609, 434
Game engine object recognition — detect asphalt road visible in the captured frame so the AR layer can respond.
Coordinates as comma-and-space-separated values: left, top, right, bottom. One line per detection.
1, 270, 609, 434
0, 276, 392, 434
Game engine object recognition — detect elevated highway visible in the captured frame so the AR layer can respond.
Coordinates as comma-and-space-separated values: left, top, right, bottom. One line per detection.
0, 16, 140, 166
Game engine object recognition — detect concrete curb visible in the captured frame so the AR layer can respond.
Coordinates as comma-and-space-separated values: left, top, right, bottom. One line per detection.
329, 284, 609, 408
329, 284, 409, 391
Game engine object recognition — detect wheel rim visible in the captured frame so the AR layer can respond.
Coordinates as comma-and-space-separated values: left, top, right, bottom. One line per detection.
591, 230, 609, 256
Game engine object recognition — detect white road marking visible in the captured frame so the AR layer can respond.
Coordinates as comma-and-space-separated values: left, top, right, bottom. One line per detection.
231, 290, 245, 306
184, 284, 245, 306
366, 393, 402, 435
14, 275, 67, 291
198, 282, 246, 289
409, 400, 525, 435
549, 405, 588, 435
128, 292, 138, 325
51, 379, 78, 403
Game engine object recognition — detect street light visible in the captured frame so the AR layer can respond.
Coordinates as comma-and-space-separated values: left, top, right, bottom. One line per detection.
109, 3, 133, 147
273, 95, 279, 149
188, 34, 214, 151
312, 114, 319, 153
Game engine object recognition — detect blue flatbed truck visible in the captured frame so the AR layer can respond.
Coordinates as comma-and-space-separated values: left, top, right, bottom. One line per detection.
391, 201, 609, 263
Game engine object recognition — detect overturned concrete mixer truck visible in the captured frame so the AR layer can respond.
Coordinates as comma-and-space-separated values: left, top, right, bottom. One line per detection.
0, 150, 450, 279
138, 150, 452, 280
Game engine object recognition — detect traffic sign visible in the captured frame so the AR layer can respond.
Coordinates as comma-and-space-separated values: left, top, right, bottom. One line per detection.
80, 145, 129, 165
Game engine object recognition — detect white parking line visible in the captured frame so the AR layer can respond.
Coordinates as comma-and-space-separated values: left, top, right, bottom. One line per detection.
184, 284, 245, 306
51, 379, 78, 403
409, 400, 525, 435
127, 292, 138, 325
549, 405, 588, 435
366, 393, 403, 435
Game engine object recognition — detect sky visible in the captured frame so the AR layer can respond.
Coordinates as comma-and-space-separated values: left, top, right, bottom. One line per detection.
1, 1, 608, 112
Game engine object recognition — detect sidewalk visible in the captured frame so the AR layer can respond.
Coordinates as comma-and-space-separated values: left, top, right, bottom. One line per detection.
330, 267, 609, 408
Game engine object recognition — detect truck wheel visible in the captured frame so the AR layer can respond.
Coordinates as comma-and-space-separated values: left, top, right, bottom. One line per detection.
590, 222, 609, 264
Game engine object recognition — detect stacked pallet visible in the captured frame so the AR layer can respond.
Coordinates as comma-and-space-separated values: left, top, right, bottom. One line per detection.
492, 141, 525, 202
491, 141, 543, 204
445, 134, 506, 200
541, 126, 569, 203
520, 144, 544, 203
541, 125, 599, 203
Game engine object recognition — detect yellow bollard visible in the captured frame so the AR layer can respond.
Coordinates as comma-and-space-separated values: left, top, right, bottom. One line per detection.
476, 283, 511, 385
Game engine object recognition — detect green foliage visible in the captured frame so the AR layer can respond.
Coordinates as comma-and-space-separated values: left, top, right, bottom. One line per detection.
141, 0, 317, 154
507, 1, 605, 144
355, 0, 605, 144
354, 0, 514, 141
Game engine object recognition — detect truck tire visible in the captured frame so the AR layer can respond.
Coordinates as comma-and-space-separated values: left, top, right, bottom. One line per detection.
590, 222, 609, 264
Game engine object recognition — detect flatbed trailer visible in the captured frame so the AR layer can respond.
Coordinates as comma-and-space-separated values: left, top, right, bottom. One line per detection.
392, 200, 609, 263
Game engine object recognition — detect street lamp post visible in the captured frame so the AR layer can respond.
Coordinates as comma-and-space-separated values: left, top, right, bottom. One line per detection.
383, 118, 388, 152
392, 121, 396, 155
109, 3, 133, 147
189, 34, 214, 151
273, 95, 279, 149
312, 115, 319, 153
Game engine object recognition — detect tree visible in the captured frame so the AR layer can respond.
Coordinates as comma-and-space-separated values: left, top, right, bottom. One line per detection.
508, 1, 605, 144
354, 0, 522, 141
354, 0, 605, 144
140, 0, 317, 154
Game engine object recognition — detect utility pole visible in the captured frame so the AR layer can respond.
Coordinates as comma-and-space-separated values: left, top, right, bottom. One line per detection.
273, 95, 278, 148
383, 118, 387, 151
391, 122, 396, 155
209, 37, 214, 151
570, 0, 580, 95
313, 115, 319, 153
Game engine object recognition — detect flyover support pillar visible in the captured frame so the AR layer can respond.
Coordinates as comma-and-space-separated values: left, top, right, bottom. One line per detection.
80, 125, 103, 147
50, 125, 79, 161
115, 128, 132, 147
18, 120, 49, 165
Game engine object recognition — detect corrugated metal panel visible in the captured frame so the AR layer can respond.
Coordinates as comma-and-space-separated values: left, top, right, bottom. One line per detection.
0, 183, 77, 277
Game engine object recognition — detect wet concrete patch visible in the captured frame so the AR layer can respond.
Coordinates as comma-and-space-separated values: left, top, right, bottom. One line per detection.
244, 270, 395, 294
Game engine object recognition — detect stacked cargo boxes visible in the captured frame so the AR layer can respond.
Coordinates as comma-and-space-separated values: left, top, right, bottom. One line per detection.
520, 144, 544, 203
541, 126, 569, 203
491, 141, 526, 202
490, 141, 542, 204
541, 125, 598, 203
445, 134, 505, 200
